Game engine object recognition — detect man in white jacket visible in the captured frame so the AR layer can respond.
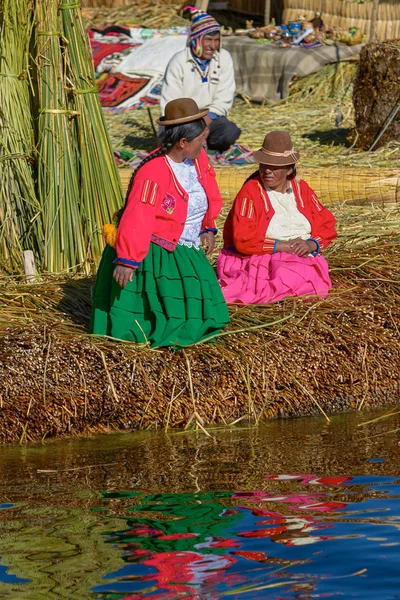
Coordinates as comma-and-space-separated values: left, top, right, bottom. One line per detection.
160, 6, 241, 153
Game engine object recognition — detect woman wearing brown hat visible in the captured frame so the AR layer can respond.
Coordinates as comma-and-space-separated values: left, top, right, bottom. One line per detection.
90, 98, 229, 347
217, 131, 337, 304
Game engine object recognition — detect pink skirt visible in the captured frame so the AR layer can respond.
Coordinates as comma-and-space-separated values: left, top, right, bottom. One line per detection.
217, 249, 332, 304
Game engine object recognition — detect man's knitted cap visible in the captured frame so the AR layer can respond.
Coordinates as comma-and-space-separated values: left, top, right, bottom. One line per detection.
184, 5, 220, 40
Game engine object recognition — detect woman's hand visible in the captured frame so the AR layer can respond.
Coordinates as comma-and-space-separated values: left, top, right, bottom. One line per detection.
200, 231, 216, 255
275, 240, 294, 254
289, 238, 318, 257
113, 265, 135, 288
275, 238, 318, 256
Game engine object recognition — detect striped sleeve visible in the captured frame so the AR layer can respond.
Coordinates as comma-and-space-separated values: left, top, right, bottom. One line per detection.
140, 180, 159, 206
116, 177, 161, 265
239, 198, 255, 219
262, 238, 276, 253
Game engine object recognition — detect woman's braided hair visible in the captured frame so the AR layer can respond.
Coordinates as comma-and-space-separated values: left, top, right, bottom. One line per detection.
122, 118, 207, 213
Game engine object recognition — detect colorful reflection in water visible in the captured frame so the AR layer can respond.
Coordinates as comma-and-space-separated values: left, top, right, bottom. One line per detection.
0, 412, 400, 599
92, 474, 400, 599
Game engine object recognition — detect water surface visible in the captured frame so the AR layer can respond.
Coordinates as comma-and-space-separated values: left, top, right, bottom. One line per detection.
0, 409, 399, 599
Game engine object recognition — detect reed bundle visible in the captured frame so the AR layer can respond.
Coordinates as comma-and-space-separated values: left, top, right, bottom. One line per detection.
283, 0, 400, 40
118, 166, 400, 206
0, 0, 123, 274
35, 0, 85, 273
1, 204, 400, 444
60, 0, 124, 267
35, 0, 123, 273
0, 0, 43, 270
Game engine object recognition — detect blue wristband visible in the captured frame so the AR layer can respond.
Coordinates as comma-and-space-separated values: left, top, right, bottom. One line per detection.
113, 257, 141, 267
200, 227, 218, 236
307, 238, 320, 256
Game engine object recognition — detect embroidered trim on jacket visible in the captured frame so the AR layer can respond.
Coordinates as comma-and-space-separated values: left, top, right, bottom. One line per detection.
311, 193, 323, 212
239, 197, 254, 218
140, 180, 159, 205
262, 238, 275, 253
151, 233, 175, 251
258, 183, 271, 214
293, 180, 305, 209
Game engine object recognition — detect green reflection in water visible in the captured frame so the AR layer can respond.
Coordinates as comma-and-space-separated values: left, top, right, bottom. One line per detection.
0, 507, 126, 599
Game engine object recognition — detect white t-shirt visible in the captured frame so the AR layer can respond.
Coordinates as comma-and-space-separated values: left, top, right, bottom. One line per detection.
166, 156, 208, 249
266, 187, 311, 241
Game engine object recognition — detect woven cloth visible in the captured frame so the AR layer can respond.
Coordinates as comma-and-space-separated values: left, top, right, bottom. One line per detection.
114, 144, 255, 168
222, 38, 363, 101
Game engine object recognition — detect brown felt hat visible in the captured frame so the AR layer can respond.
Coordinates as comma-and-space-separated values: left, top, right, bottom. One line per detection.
253, 130, 300, 166
157, 98, 209, 126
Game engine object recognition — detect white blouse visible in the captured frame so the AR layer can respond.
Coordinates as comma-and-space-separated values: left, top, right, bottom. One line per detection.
266, 187, 311, 241
166, 156, 208, 249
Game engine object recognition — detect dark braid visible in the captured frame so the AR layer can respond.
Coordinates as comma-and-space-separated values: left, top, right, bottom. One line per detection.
123, 144, 170, 210
244, 169, 260, 185
120, 118, 207, 217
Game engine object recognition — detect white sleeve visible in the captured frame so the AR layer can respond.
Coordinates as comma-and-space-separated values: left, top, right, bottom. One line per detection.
160, 54, 185, 116
208, 50, 236, 117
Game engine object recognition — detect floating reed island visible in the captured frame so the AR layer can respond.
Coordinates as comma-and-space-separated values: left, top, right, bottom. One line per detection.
2, 2, 400, 444
1, 203, 400, 445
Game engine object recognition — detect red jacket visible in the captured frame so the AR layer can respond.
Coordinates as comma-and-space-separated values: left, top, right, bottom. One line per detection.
223, 175, 337, 255
116, 149, 222, 267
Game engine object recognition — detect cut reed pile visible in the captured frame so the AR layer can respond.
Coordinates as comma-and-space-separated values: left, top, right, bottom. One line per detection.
1, 204, 400, 444
353, 41, 400, 150
82, 0, 187, 28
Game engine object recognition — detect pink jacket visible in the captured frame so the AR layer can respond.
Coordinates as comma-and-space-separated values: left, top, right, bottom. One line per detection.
116, 149, 222, 267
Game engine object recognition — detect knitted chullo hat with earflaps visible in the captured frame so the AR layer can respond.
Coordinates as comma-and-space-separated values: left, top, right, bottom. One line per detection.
184, 5, 220, 57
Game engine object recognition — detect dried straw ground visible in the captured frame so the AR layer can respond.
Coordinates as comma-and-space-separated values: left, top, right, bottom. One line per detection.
1, 203, 400, 445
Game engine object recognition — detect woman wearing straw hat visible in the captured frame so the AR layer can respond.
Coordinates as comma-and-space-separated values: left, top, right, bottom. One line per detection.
90, 98, 229, 347
217, 131, 337, 304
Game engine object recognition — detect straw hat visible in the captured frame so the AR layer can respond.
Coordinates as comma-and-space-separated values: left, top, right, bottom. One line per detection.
157, 98, 208, 127
254, 131, 300, 166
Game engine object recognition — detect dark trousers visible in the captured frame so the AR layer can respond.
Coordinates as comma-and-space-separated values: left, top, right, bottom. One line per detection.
207, 116, 241, 153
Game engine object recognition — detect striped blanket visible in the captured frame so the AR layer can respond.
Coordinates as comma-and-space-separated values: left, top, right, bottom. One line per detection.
114, 144, 255, 168
222, 37, 363, 101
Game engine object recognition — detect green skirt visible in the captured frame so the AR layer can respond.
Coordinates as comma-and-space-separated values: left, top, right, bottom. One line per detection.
90, 243, 230, 348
